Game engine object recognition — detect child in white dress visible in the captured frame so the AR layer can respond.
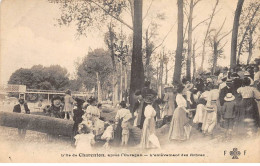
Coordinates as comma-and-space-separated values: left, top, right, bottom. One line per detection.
101, 120, 114, 148
74, 123, 95, 151
193, 98, 207, 132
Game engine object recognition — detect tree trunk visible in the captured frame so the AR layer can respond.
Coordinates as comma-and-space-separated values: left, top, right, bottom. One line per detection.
129, 0, 144, 111
186, 0, 193, 81
212, 40, 218, 74
200, 0, 219, 71
145, 29, 152, 80
247, 31, 253, 65
165, 62, 168, 84
237, 5, 259, 64
96, 72, 102, 102
120, 61, 123, 101
156, 63, 159, 91
124, 64, 128, 102
0, 112, 74, 137
192, 41, 196, 80
158, 53, 164, 98
107, 24, 118, 105
173, 0, 184, 84
231, 0, 244, 69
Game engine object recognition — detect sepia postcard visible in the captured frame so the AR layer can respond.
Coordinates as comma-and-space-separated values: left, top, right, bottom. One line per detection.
0, 0, 260, 163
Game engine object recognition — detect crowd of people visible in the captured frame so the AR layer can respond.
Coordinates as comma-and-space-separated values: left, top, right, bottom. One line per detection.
11, 63, 260, 150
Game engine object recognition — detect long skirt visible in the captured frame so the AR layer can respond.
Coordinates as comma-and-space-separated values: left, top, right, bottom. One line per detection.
168, 107, 190, 141
140, 117, 160, 149
240, 98, 259, 129
202, 104, 217, 134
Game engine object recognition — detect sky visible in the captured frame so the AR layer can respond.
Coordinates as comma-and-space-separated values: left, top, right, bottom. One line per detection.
0, 0, 259, 85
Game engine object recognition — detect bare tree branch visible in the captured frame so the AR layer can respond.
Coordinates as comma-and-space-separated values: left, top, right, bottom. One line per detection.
216, 17, 226, 36
192, 17, 210, 31
218, 29, 232, 42
219, 40, 228, 51
143, 0, 154, 21
86, 0, 133, 30
251, 17, 260, 32
237, 4, 260, 59
200, 0, 220, 70
193, 0, 202, 7
152, 21, 177, 53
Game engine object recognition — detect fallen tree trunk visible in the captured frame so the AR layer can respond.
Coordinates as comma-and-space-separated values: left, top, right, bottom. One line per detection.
0, 112, 74, 137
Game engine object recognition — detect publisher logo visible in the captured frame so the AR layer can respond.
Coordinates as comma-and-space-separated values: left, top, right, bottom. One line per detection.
230, 148, 241, 159
224, 148, 246, 159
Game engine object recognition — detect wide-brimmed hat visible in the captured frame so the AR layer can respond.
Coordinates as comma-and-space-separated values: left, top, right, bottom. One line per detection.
224, 93, 235, 101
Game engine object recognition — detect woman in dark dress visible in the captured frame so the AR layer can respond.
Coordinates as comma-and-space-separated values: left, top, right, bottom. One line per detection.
236, 77, 259, 134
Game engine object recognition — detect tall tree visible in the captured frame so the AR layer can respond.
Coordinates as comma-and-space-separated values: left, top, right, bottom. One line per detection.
129, 0, 144, 110
230, 0, 245, 68
207, 19, 231, 74
105, 22, 119, 105
200, 0, 219, 71
77, 48, 113, 101
237, 2, 260, 64
173, 0, 184, 84
185, 0, 201, 81
8, 65, 70, 91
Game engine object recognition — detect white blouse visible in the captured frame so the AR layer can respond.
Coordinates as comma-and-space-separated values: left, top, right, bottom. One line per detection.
85, 105, 100, 118
144, 105, 156, 119
176, 93, 187, 108
237, 86, 257, 99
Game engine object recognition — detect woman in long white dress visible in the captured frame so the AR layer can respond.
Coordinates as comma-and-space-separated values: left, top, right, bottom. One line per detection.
140, 97, 161, 149
168, 84, 192, 141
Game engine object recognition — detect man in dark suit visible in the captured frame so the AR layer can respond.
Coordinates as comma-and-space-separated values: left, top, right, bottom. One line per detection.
134, 81, 157, 129
219, 79, 234, 106
13, 98, 30, 139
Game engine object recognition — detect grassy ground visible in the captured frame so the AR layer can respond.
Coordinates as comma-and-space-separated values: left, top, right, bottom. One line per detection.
0, 102, 259, 162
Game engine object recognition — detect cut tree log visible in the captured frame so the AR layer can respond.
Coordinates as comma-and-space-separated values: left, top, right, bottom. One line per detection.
0, 112, 74, 137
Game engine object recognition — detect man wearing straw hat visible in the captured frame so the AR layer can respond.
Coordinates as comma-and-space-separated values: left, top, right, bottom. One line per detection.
219, 78, 234, 106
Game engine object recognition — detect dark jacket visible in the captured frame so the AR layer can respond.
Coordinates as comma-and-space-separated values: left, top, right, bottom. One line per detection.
13, 104, 30, 114
222, 101, 237, 119
133, 99, 146, 129
219, 86, 233, 106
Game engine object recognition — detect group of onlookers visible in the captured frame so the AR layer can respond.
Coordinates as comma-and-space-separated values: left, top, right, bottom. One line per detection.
11, 63, 260, 150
